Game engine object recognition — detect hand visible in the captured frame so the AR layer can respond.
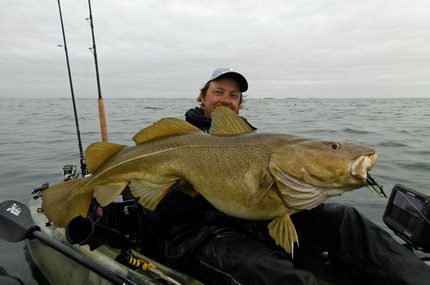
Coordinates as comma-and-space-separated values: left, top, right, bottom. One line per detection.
176, 179, 200, 198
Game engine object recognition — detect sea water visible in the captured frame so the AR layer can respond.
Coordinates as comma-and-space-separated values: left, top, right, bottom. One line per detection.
0, 97, 429, 284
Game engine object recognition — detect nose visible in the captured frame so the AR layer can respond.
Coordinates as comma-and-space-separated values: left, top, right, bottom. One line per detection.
218, 94, 231, 106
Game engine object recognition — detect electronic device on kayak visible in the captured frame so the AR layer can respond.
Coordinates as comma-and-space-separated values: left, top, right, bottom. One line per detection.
383, 184, 430, 253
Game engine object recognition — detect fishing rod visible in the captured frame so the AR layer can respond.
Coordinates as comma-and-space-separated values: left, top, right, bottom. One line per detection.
87, 0, 109, 142
56, 0, 87, 176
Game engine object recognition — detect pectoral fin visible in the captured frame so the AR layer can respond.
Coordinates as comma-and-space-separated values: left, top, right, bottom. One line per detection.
268, 215, 299, 256
250, 172, 276, 207
129, 179, 175, 210
270, 158, 324, 210
94, 182, 129, 207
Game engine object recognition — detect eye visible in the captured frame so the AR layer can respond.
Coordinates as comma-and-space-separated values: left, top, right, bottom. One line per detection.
329, 142, 341, 150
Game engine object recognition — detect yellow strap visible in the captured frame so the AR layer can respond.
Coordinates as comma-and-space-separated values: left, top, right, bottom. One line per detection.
128, 256, 157, 271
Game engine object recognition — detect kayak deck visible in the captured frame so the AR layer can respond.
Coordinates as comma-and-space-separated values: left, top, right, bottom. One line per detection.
26, 195, 203, 285
26, 194, 430, 285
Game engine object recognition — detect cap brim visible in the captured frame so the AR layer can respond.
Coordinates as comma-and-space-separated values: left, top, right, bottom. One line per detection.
211, 72, 248, 92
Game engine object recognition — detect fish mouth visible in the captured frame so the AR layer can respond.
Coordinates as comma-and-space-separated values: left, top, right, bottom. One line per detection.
351, 154, 387, 198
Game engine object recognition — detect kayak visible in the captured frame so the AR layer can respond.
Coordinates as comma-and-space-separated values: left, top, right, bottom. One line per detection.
1, 184, 428, 285
24, 193, 203, 285
21, 189, 350, 285
0, 177, 353, 285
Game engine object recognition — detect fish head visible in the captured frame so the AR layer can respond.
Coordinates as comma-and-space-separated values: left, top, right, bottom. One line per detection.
270, 138, 378, 209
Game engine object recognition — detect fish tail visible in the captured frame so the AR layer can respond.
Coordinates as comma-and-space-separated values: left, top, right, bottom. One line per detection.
42, 178, 93, 228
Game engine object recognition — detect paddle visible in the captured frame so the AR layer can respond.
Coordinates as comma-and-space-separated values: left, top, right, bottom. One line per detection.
0, 200, 130, 285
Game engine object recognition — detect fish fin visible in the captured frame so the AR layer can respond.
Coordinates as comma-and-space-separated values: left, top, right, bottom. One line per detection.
133, 118, 201, 145
93, 182, 129, 207
209, 106, 254, 136
86, 142, 126, 173
250, 173, 276, 207
268, 215, 299, 256
270, 156, 325, 210
42, 178, 93, 228
128, 179, 175, 210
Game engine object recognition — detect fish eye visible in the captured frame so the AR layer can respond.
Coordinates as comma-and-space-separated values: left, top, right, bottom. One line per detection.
329, 142, 341, 150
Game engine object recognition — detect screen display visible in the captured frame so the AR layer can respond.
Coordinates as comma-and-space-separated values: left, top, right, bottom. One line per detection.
388, 191, 425, 233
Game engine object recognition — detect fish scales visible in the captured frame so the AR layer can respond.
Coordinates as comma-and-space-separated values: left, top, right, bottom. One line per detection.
95, 134, 283, 219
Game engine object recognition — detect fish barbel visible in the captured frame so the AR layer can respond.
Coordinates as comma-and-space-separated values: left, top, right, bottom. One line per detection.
42, 106, 381, 254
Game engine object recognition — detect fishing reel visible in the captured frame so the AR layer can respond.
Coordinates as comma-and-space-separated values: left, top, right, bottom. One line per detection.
62, 164, 77, 181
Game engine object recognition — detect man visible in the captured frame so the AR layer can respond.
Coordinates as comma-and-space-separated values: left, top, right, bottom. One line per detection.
144, 67, 430, 284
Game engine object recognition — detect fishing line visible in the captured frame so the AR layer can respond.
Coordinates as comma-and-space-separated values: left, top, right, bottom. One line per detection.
84, 16, 91, 99
369, 175, 395, 195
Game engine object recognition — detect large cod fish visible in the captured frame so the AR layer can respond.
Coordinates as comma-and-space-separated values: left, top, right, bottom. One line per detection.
42, 106, 383, 254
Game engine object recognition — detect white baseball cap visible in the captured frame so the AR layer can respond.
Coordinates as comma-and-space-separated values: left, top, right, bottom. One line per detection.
204, 67, 248, 92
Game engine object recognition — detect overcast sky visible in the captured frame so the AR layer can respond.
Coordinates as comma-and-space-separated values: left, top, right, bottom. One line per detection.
1, 0, 429, 99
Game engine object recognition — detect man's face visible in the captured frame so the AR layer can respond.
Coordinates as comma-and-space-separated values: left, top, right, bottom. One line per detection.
202, 77, 242, 117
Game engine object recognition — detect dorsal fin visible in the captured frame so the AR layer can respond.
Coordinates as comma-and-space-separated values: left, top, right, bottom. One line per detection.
133, 118, 201, 145
209, 106, 254, 136
85, 142, 126, 173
